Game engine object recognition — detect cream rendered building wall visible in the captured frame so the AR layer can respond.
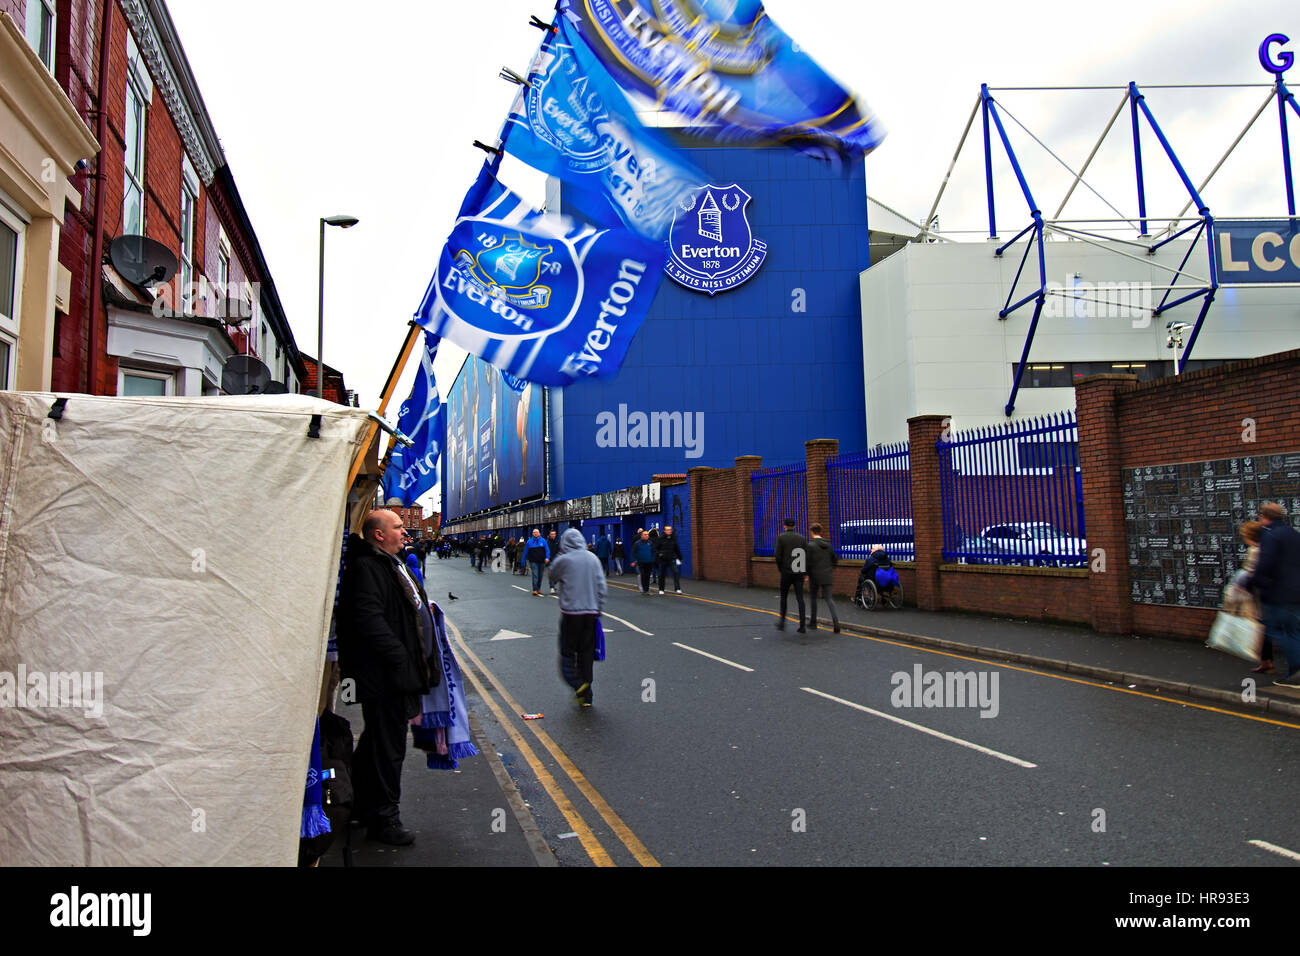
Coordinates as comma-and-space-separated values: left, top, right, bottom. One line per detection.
861, 238, 1300, 444
0, 14, 98, 391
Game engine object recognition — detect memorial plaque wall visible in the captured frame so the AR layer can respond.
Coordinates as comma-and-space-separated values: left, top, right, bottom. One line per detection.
1124, 452, 1300, 608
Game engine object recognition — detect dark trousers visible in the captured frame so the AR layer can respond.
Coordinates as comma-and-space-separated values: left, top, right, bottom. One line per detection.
810, 581, 838, 626
658, 560, 680, 591
1263, 603, 1300, 677
559, 614, 598, 701
638, 563, 653, 592
779, 572, 806, 625
353, 695, 413, 824
599, 557, 609, 576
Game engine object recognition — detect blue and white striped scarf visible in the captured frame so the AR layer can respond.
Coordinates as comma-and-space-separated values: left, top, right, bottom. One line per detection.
412, 601, 478, 770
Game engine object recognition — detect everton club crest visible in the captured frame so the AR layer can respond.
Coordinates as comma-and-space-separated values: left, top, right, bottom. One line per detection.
664, 184, 767, 295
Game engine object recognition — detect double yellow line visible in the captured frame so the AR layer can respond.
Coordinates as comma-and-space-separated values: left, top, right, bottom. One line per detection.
445, 617, 660, 867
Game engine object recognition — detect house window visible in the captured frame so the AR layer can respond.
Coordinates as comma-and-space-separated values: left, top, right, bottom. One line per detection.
216, 232, 231, 320
25, 0, 56, 72
179, 158, 198, 313
123, 34, 152, 237
0, 210, 22, 390
119, 368, 173, 396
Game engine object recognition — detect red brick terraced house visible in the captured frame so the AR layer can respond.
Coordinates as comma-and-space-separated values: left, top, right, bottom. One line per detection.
5, 0, 310, 398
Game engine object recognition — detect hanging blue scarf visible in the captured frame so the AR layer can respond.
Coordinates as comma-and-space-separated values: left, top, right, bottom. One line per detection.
595, 617, 606, 662
300, 717, 331, 838
411, 600, 478, 770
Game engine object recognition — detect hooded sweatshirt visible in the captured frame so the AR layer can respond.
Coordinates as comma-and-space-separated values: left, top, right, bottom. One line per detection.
547, 528, 607, 615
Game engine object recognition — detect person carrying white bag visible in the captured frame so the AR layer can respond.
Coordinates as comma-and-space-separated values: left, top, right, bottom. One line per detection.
1207, 520, 1264, 664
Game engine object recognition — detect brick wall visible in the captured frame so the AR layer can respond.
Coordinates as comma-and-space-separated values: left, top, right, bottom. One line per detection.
1113, 350, 1300, 639
690, 350, 1300, 642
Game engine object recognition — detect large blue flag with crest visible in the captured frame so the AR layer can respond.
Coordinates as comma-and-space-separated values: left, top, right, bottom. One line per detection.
555, 0, 885, 160
414, 163, 665, 386
501, 23, 705, 239
381, 330, 443, 507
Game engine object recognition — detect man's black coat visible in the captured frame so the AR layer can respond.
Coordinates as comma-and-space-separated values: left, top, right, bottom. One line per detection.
337, 533, 437, 706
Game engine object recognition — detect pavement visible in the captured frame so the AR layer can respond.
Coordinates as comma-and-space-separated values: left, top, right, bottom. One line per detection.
318, 562, 1297, 867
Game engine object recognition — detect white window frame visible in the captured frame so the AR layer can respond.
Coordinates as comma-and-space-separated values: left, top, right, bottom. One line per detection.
179, 157, 199, 314
0, 200, 26, 391
123, 34, 152, 237
25, 0, 57, 73
216, 229, 231, 321
118, 366, 175, 397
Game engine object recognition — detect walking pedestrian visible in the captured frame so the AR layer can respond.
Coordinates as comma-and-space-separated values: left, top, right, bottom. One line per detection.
631, 530, 656, 594
594, 531, 612, 576
524, 529, 550, 595
546, 530, 560, 595
1243, 502, 1300, 687
774, 518, 807, 633
647, 528, 661, 591
547, 528, 607, 708
612, 538, 625, 575
806, 523, 840, 632
656, 525, 684, 594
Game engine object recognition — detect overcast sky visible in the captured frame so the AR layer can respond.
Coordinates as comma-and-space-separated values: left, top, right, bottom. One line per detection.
166, 0, 1296, 509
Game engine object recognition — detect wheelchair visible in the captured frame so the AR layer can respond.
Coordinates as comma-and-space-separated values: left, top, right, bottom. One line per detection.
855, 567, 904, 611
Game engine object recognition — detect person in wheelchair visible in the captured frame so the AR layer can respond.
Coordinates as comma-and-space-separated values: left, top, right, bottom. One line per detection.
855, 545, 903, 610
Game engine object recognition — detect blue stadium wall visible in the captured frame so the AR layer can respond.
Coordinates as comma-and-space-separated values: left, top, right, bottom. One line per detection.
552, 145, 871, 501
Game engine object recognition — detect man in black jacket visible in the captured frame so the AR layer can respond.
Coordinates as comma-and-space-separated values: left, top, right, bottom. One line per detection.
655, 525, 684, 594
337, 509, 438, 846
1245, 502, 1300, 687
774, 518, 807, 633
806, 523, 840, 633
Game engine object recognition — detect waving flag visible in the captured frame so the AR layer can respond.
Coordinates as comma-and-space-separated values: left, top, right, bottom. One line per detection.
414, 163, 665, 386
382, 330, 443, 506
501, 24, 705, 238
556, 0, 885, 159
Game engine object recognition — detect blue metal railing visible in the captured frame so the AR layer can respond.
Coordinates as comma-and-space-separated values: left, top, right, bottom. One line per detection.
828, 443, 913, 561
938, 411, 1085, 567
752, 462, 807, 556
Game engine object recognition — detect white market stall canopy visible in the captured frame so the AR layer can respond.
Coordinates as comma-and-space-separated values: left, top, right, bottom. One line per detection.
0, 392, 371, 866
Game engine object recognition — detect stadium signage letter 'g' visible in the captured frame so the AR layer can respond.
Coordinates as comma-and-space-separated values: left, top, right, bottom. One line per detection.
1260, 34, 1292, 75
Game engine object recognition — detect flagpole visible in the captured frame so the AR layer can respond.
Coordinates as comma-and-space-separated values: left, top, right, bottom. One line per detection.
346, 321, 422, 494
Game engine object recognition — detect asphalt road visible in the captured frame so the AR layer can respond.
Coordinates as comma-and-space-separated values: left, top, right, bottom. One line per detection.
430, 556, 1300, 867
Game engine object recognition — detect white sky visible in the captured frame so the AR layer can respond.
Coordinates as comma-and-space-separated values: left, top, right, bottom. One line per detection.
166, 0, 1298, 511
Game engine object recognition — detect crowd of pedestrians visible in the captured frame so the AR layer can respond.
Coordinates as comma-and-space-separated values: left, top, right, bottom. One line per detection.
439, 525, 688, 597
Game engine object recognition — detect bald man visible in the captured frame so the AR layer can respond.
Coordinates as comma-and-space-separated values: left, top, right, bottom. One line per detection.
337, 509, 438, 846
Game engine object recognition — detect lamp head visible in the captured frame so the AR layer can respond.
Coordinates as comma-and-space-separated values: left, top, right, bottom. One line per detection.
323, 215, 359, 229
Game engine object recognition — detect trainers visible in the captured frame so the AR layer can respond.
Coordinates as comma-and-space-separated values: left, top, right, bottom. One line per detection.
774, 621, 785, 631
575, 682, 591, 702
797, 626, 806, 634
658, 590, 664, 595
676, 589, 681, 594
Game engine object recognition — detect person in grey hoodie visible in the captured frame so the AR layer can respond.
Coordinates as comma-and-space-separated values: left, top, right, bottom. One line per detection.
547, 528, 608, 707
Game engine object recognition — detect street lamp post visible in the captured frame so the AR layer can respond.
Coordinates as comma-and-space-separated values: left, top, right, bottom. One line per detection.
317, 214, 359, 399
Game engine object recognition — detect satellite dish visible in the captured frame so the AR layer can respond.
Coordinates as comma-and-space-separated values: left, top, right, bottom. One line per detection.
263, 380, 289, 394
221, 355, 272, 395
109, 235, 178, 286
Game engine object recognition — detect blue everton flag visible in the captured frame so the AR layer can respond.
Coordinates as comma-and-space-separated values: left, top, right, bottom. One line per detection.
381, 330, 443, 506
414, 164, 665, 386
556, 0, 886, 159
501, 24, 705, 239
